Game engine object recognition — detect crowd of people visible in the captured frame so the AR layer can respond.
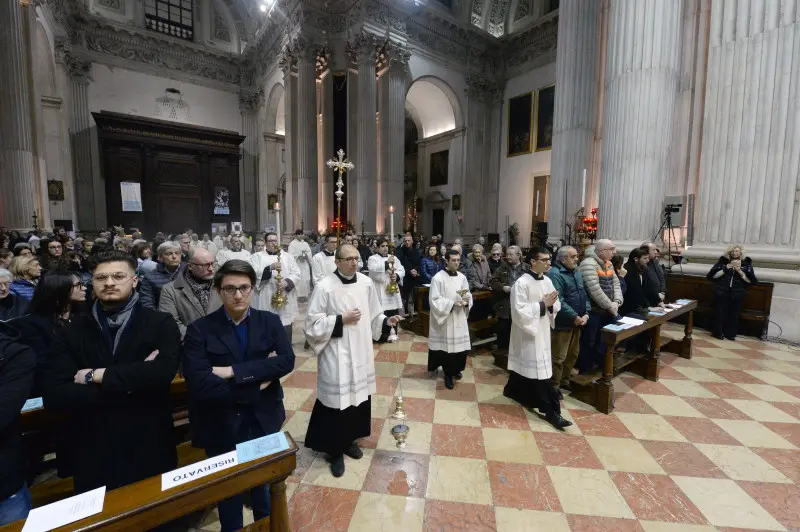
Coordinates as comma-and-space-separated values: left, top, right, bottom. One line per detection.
0, 224, 757, 530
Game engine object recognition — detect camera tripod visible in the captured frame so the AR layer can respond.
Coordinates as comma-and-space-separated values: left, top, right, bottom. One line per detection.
653, 207, 680, 272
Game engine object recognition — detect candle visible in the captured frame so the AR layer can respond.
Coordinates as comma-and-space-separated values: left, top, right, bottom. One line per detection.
274, 202, 281, 242
535, 190, 540, 216
581, 169, 587, 210
389, 205, 395, 238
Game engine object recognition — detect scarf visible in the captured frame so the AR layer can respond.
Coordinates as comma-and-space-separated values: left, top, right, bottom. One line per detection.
93, 291, 139, 356
184, 269, 212, 311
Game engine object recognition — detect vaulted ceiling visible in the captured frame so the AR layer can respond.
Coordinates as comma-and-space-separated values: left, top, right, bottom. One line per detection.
470, 0, 558, 37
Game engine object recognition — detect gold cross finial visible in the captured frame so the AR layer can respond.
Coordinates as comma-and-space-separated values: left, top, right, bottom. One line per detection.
326, 149, 354, 175
326, 149, 354, 246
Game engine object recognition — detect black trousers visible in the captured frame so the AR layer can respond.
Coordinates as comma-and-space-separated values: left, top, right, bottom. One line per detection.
713, 291, 745, 339
503, 371, 561, 416
496, 318, 512, 349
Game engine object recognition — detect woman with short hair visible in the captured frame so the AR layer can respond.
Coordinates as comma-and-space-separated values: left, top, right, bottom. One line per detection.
9, 256, 41, 300
0, 268, 28, 320
420, 244, 442, 284
706, 244, 757, 341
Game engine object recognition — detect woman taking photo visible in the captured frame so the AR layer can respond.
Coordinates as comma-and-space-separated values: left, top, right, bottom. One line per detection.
706, 244, 757, 341
9, 256, 41, 300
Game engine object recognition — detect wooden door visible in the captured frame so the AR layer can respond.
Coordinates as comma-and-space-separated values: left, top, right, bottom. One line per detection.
432, 208, 444, 238
531, 174, 549, 227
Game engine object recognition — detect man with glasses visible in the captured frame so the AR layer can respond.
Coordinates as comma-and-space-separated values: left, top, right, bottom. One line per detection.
183, 259, 295, 532
305, 245, 403, 477
42, 251, 181, 493
159, 248, 222, 338
503, 247, 572, 431
249, 232, 302, 342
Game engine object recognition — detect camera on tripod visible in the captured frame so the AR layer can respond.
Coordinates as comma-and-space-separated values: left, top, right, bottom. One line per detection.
664, 203, 682, 214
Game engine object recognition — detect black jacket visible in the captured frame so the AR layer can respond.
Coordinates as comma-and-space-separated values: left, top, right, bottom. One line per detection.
707, 256, 757, 296
139, 261, 185, 310
621, 264, 660, 316
42, 305, 181, 493
12, 313, 65, 398
183, 308, 295, 450
0, 322, 36, 501
642, 260, 665, 304
0, 294, 28, 322
396, 245, 422, 285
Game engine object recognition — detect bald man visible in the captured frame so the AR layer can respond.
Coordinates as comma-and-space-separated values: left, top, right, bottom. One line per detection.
159, 247, 223, 338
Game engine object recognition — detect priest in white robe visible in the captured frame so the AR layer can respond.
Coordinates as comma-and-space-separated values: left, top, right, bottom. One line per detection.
503, 246, 573, 431
288, 230, 312, 298
216, 236, 251, 266
367, 238, 406, 316
305, 244, 403, 477
249, 232, 302, 341
311, 234, 339, 287
428, 249, 473, 389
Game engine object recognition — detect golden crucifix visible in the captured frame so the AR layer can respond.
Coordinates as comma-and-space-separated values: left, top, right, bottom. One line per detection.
326, 149, 355, 246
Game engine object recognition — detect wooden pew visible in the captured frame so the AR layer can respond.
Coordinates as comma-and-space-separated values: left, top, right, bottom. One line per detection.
666, 273, 773, 339
1, 433, 298, 532
570, 301, 697, 414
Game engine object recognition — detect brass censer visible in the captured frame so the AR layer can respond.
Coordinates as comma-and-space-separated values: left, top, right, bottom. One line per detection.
271, 247, 288, 309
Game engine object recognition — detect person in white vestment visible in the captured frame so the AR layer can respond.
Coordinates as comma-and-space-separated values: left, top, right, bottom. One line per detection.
216, 236, 251, 266
212, 230, 227, 252
198, 233, 219, 255
249, 232, 301, 341
367, 238, 406, 317
253, 238, 266, 254
428, 249, 473, 389
503, 246, 573, 431
305, 245, 403, 477
343, 234, 364, 269
288, 230, 312, 298
310, 234, 338, 286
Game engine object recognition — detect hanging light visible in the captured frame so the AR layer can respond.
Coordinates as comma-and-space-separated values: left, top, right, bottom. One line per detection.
259, 3, 267, 12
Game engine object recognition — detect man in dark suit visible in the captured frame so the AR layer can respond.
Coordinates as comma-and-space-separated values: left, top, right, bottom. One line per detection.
183, 259, 295, 532
42, 251, 181, 493
396, 233, 421, 314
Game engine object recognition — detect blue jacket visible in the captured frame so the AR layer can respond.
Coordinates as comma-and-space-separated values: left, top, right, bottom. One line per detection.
420, 256, 441, 284
183, 307, 295, 450
139, 261, 184, 309
546, 263, 590, 330
9, 279, 36, 301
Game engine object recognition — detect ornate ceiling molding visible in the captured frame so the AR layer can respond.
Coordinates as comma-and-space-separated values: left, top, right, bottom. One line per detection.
502, 14, 557, 76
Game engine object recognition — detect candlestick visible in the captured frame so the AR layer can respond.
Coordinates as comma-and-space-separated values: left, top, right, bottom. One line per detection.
581, 168, 587, 210
535, 190, 540, 217
274, 202, 281, 243
389, 205, 395, 238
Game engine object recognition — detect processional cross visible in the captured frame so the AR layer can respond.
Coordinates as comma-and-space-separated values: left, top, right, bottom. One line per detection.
326, 149, 355, 246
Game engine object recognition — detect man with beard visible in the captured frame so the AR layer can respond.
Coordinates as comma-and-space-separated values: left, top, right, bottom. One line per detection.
42, 251, 181, 492
159, 248, 222, 338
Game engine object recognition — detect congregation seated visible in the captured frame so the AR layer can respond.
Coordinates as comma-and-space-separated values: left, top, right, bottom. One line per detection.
468, 244, 491, 291
488, 243, 503, 274
158, 247, 221, 339
140, 240, 184, 309
420, 243, 442, 284
9, 255, 41, 301
620, 248, 662, 317
0, 268, 28, 321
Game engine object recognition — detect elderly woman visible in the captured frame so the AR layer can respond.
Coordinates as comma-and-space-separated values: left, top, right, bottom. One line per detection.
469, 244, 491, 290
488, 243, 504, 274
9, 256, 42, 300
139, 240, 184, 309
706, 244, 757, 341
13, 243, 33, 257
0, 267, 28, 320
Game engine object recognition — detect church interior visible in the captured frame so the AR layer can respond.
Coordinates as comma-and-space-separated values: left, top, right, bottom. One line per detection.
1, 0, 800, 530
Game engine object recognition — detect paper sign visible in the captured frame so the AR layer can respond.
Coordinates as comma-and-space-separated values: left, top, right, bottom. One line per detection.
603, 324, 627, 332
675, 299, 692, 304
619, 316, 645, 326
21, 397, 43, 412
22, 486, 105, 532
236, 432, 290, 464
161, 450, 238, 491
120, 182, 142, 212
649, 311, 666, 316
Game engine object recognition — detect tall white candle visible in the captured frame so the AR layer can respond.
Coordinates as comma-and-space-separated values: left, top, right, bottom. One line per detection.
275, 202, 281, 243
535, 190, 540, 216
389, 205, 395, 238
581, 169, 587, 209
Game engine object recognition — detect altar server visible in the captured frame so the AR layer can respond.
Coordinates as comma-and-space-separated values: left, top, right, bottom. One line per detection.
311, 234, 338, 286
288, 230, 312, 297
304, 245, 403, 477
249, 232, 301, 342
428, 249, 473, 389
367, 238, 405, 316
215, 235, 251, 266
503, 246, 572, 431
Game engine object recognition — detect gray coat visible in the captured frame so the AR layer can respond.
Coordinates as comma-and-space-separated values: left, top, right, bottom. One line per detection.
158, 272, 222, 338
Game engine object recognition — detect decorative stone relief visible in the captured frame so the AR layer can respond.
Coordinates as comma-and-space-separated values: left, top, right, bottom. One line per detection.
472, 0, 485, 17
503, 16, 557, 72
97, 0, 123, 13
213, 8, 232, 43
239, 88, 264, 113
514, 0, 530, 21
55, 37, 93, 83
154, 88, 191, 122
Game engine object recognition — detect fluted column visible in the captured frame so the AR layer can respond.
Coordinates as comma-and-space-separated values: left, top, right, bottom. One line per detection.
354, 33, 378, 233
378, 46, 410, 234
464, 77, 492, 238
279, 52, 296, 232
239, 89, 262, 231
598, 0, 682, 246
549, 0, 601, 242
295, 40, 318, 233
318, 72, 333, 230
0, 0, 38, 229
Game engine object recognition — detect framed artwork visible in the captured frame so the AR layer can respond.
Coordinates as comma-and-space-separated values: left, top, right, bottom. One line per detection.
535, 85, 555, 152
231, 221, 243, 234
452, 194, 461, 211
507, 92, 534, 157
47, 180, 65, 201
211, 222, 227, 235
430, 150, 449, 187
213, 186, 230, 215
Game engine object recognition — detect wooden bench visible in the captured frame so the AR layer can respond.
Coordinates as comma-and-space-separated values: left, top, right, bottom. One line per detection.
405, 287, 497, 344
666, 273, 772, 339
1, 433, 298, 532
570, 301, 698, 414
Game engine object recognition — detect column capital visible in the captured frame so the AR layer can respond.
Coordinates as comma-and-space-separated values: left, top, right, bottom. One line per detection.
239, 88, 264, 113
55, 37, 92, 84
382, 41, 411, 75
291, 35, 319, 63
316, 42, 332, 79
346, 31, 379, 64
278, 45, 296, 76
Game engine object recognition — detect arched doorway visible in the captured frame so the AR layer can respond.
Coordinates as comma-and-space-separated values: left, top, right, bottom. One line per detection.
262, 83, 287, 232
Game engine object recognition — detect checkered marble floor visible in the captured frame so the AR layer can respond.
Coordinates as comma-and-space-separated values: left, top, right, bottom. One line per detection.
199, 322, 800, 532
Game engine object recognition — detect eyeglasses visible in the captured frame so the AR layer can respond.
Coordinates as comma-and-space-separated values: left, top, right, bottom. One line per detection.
220, 284, 253, 296
72, 281, 87, 289
190, 261, 214, 269
92, 272, 133, 283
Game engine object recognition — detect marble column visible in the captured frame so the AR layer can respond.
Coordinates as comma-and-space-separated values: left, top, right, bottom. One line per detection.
378, 46, 410, 234
279, 50, 296, 232
295, 40, 318, 233
597, 0, 682, 247
354, 33, 378, 233
464, 76, 491, 238
549, 0, 602, 243
0, 0, 38, 229
318, 73, 333, 231
239, 89, 262, 232
347, 69, 361, 232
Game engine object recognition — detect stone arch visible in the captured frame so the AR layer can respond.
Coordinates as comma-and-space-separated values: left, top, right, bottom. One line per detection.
33, 21, 57, 97
405, 76, 461, 138
265, 83, 285, 135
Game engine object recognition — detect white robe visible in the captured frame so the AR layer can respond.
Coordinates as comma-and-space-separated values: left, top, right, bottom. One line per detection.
249, 251, 302, 326
428, 270, 473, 353
213, 235, 226, 250
288, 239, 312, 298
367, 254, 406, 311
196, 240, 218, 255
311, 250, 336, 287
508, 273, 561, 380
215, 248, 251, 266
305, 272, 386, 409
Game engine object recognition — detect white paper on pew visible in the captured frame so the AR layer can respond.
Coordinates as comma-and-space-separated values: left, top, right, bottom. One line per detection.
603, 324, 626, 332
22, 486, 105, 532
618, 316, 645, 326
236, 432, 290, 464
21, 397, 43, 412
161, 450, 238, 491
675, 299, 692, 304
